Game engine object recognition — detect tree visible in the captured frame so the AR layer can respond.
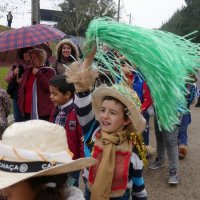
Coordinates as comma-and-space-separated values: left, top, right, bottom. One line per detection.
57, 0, 117, 36
161, 0, 200, 42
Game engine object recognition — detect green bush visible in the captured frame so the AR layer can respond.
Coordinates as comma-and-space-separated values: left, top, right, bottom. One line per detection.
0, 67, 9, 90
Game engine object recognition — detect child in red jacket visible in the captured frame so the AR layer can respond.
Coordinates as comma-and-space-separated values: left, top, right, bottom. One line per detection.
49, 75, 84, 187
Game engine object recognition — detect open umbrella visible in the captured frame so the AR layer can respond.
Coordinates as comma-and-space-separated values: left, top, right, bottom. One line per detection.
0, 24, 66, 52
0, 43, 52, 64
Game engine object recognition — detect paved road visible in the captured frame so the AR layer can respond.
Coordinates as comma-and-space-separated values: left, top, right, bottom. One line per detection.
144, 105, 200, 200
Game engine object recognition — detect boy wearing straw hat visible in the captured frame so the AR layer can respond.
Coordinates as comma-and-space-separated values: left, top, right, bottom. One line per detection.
66, 47, 148, 200
0, 120, 96, 200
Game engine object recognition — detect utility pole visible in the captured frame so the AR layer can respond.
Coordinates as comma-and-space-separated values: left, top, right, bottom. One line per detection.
117, 0, 120, 22
32, 0, 40, 25
128, 13, 132, 24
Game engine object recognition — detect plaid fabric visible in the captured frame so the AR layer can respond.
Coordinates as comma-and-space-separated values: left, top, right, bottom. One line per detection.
54, 99, 74, 127
55, 110, 67, 127
0, 24, 65, 52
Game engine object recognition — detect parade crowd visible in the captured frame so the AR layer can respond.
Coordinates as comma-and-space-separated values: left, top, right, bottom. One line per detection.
0, 19, 200, 200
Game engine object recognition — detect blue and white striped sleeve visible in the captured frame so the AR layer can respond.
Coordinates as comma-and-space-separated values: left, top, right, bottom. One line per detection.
74, 91, 99, 157
130, 152, 147, 200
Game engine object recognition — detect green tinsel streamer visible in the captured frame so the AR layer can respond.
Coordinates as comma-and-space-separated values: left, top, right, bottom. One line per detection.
84, 17, 200, 131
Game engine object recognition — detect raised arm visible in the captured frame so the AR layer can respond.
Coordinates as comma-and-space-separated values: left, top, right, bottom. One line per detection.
65, 45, 98, 157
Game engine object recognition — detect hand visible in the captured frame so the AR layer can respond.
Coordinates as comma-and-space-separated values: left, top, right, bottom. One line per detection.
32, 68, 39, 75
17, 77, 22, 84
65, 61, 98, 92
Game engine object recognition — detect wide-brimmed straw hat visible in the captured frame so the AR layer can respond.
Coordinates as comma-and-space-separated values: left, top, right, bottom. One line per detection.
92, 84, 146, 133
0, 120, 96, 189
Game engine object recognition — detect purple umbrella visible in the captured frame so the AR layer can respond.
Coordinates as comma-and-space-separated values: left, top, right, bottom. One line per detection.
0, 24, 66, 52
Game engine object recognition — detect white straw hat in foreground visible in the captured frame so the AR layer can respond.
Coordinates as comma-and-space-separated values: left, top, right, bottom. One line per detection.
0, 120, 97, 189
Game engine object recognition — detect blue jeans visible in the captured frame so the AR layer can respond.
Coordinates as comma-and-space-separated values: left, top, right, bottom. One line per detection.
154, 118, 179, 170
178, 113, 191, 145
142, 111, 150, 145
13, 98, 23, 122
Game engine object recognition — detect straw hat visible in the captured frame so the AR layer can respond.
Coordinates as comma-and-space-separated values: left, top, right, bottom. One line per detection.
92, 84, 146, 133
0, 120, 97, 189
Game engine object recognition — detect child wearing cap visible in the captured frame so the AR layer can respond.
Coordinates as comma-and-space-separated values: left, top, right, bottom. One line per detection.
49, 75, 84, 187
66, 47, 147, 200
0, 120, 96, 200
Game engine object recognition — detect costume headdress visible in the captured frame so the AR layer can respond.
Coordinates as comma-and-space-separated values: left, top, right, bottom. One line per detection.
84, 17, 200, 131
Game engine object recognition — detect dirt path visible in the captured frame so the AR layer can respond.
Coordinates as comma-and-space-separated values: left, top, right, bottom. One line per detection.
144, 105, 200, 200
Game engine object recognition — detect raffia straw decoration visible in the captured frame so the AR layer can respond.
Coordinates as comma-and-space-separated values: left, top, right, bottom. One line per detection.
84, 17, 200, 131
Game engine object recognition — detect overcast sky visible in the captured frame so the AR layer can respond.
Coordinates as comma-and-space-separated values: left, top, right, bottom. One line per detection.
0, 0, 186, 29
120, 0, 186, 28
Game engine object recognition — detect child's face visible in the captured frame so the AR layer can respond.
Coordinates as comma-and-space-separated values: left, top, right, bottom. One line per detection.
49, 85, 71, 106
121, 63, 132, 76
99, 100, 130, 133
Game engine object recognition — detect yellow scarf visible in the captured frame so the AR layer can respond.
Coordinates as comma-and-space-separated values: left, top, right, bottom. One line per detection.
90, 131, 128, 200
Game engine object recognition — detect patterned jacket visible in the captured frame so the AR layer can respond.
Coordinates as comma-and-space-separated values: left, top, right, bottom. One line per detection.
0, 88, 11, 137
49, 101, 84, 160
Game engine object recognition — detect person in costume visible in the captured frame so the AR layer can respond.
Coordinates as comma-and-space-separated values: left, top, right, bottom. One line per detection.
49, 75, 84, 186
66, 47, 148, 200
0, 120, 96, 200
65, 16, 199, 196
53, 39, 80, 75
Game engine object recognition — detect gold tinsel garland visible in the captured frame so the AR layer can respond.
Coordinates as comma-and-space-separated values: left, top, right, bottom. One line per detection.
122, 130, 147, 166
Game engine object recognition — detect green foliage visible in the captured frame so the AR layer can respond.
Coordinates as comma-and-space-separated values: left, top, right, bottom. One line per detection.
0, 25, 11, 33
161, 0, 200, 42
57, 0, 117, 36
0, 67, 9, 90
